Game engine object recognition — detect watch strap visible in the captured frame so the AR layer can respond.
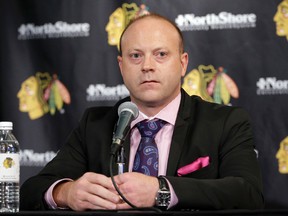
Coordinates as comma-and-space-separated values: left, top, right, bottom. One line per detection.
158, 176, 169, 191
155, 176, 171, 210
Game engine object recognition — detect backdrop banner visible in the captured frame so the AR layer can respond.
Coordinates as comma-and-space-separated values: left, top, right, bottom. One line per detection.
1, 0, 288, 209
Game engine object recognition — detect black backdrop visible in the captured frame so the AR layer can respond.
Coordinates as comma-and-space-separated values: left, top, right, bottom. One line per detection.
1, 0, 288, 209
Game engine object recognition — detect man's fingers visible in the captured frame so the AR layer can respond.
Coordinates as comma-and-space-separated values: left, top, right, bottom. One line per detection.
66, 172, 123, 210
116, 202, 133, 210
86, 194, 117, 210
87, 183, 120, 204
84, 172, 115, 189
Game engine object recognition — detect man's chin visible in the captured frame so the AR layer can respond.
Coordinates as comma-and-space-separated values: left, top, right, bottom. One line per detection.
135, 97, 161, 108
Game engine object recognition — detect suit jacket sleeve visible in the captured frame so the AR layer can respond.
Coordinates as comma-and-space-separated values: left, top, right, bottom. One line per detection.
166, 96, 264, 210
20, 105, 117, 210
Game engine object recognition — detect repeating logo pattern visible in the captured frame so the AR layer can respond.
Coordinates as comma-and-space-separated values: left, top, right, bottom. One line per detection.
105, 3, 149, 50
17, 72, 71, 120
182, 65, 239, 105
274, 0, 288, 40
175, 12, 256, 31
276, 136, 288, 174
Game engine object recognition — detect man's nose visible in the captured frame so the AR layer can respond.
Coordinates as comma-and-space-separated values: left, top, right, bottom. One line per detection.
141, 55, 154, 72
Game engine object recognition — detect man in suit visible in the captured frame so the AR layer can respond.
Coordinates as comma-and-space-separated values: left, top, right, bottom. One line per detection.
20, 13, 264, 211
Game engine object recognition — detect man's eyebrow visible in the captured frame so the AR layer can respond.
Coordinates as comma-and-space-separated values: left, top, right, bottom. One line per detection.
126, 48, 143, 53
153, 47, 169, 51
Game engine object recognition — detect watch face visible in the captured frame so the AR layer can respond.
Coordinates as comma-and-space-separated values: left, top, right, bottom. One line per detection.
157, 190, 171, 207
156, 176, 171, 208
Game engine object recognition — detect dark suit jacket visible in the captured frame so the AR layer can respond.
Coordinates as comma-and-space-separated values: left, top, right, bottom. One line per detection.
20, 89, 264, 210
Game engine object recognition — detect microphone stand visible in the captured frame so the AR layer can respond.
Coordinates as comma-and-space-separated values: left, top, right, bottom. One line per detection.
110, 141, 137, 209
109, 139, 162, 212
116, 146, 125, 174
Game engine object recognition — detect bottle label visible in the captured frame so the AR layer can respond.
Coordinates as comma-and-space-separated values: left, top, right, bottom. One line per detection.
0, 154, 20, 182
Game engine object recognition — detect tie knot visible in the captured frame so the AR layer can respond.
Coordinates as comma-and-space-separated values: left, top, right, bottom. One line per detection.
136, 119, 166, 138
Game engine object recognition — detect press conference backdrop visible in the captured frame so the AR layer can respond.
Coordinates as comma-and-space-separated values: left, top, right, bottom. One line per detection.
1, 0, 288, 209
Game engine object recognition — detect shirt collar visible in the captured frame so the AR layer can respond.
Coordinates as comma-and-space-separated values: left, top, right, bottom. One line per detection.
131, 93, 181, 128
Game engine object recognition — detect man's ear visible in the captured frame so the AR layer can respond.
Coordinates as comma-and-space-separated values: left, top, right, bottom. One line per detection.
181, 52, 189, 77
117, 55, 123, 75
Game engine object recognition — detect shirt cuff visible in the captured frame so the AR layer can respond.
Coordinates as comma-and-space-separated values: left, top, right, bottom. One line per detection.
165, 178, 178, 209
44, 178, 73, 209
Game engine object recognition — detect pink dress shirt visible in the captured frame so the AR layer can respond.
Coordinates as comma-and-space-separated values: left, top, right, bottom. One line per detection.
45, 93, 181, 209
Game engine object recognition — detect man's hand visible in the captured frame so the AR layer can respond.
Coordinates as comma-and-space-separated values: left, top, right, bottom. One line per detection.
53, 172, 121, 211
113, 172, 159, 209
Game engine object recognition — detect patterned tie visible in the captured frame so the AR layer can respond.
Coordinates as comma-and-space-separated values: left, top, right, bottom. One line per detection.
132, 119, 166, 176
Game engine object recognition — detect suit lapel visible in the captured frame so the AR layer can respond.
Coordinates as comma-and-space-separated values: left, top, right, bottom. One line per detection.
166, 90, 196, 176
116, 91, 198, 176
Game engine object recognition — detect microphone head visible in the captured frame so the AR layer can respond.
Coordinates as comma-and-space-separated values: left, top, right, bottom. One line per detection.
118, 101, 139, 119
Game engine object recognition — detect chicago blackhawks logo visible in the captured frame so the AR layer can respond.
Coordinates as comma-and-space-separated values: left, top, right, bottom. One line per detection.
17, 72, 71, 120
3, 157, 14, 169
274, 0, 288, 40
276, 136, 288, 174
182, 65, 239, 105
105, 3, 149, 50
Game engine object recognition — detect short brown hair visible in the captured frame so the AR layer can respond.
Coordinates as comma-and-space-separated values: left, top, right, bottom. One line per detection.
118, 13, 184, 56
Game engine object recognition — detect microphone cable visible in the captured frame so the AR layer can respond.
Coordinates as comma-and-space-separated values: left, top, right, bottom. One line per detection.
109, 152, 162, 213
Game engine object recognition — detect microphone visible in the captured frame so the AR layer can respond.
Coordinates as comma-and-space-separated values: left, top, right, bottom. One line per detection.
111, 101, 139, 155
109, 101, 160, 211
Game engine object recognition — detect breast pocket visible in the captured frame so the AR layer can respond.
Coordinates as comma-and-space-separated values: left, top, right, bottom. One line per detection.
177, 162, 217, 179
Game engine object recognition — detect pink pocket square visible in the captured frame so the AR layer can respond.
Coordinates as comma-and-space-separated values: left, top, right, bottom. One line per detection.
177, 156, 210, 176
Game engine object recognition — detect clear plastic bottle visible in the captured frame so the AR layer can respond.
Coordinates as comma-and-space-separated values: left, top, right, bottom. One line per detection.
0, 122, 20, 212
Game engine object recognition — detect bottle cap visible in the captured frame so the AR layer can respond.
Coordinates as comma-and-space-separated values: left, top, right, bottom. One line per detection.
0, 121, 13, 130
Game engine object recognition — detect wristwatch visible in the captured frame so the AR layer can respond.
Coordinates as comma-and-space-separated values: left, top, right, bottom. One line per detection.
155, 176, 171, 210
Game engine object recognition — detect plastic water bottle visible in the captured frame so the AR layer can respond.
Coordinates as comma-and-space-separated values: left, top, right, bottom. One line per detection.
0, 122, 20, 212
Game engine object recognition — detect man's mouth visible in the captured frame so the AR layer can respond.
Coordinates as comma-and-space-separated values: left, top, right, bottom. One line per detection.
141, 80, 159, 84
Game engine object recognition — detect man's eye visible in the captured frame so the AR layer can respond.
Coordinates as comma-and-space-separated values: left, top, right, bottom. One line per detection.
157, 52, 167, 57
131, 53, 141, 58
